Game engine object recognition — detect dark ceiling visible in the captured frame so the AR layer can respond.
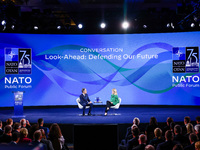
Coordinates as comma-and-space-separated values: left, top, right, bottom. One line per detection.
0, 0, 200, 34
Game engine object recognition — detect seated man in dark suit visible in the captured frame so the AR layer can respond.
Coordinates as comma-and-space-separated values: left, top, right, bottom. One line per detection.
10, 132, 20, 145
182, 116, 191, 135
184, 133, 198, 150
40, 129, 54, 150
125, 118, 140, 144
38, 118, 49, 138
132, 134, 147, 150
30, 130, 47, 150
173, 125, 190, 147
126, 126, 140, 150
149, 128, 165, 149
20, 118, 31, 131
12, 122, 21, 134
119, 117, 140, 150
0, 121, 3, 136
0, 125, 12, 143
156, 130, 177, 150
163, 117, 174, 134
80, 88, 93, 116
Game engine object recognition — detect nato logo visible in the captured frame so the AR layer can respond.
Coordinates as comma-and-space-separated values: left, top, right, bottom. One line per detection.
5, 48, 32, 74
172, 47, 199, 73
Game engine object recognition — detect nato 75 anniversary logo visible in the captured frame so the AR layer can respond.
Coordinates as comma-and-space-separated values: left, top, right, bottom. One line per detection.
172, 47, 199, 73
5, 48, 32, 74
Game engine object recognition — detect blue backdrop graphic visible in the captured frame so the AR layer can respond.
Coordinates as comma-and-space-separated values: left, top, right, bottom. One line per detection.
0, 32, 200, 107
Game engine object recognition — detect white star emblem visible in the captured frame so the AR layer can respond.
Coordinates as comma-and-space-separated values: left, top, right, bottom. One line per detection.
8, 50, 16, 59
176, 50, 183, 57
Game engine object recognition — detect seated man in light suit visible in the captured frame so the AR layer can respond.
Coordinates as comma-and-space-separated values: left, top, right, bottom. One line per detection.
80, 88, 93, 116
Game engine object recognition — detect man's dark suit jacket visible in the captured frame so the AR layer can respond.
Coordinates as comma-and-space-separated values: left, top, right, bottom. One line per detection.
132, 144, 146, 150
126, 136, 139, 150
80, 94, 90, 106
156, 140, 177, 150
125, 126, 133, 144
149, 137, 165, 149
0, 134, 12, 143
41, 138, 54, 150
0, 129, 3, 136
174, 134, 190, 147
184, 143, 195, 150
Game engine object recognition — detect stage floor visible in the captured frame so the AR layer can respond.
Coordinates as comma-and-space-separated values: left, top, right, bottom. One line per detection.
0, 106, 199, 124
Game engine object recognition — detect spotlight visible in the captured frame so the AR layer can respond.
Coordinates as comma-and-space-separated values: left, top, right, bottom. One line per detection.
11, 25, 15, 30
78, 24, 83, 29
100, 23, 106, 29
143, 25, 147, 29
171, 23, 175, 29
34, 26, 38, 30
191, 23, 195, 28
122, 21, 129, 29
57, 25, 61, 30
1, 20, 6, 26
167, 23, 170, 28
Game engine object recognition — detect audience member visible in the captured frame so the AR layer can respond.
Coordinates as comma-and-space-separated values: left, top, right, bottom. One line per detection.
164, 117, 174, 133
196, 117, 200, 125
38, 118, 49, 138
156, 130, 177, 150
41, 129, 47, 139
173, 125, 190, 147
173, 144, 184, 150
145, 145, 155, 150
48, 123, 68, 150
20, 119, 31, 130
30, 130, 47, 150
149, 128, 165, 149
0, 125, 12, 143
121, 117, 140, 146
29, 124, 39, 140
126, 126, 140, 150
184, 133, 198, 150
194, 124, 200, 140
0, 115, 199, 150
146, 117, 158, 142
19, 128, 32, 144
185, 123, 194, 139
6, 118, 13, 127
12, 122, 21, 134
182, 117, 191, 135
170, 122, 176, 133
10, 132, 20, 145
195, 141, 200, 150
132, 134, 147, 150
40, 129, 54, 150
0, 120, 3, 135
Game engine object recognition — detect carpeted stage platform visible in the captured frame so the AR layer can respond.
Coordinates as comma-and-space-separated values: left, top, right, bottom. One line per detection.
0, 106, 199, 124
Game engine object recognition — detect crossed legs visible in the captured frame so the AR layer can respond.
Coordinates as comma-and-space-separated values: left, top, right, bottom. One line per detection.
104, 101, 114, 115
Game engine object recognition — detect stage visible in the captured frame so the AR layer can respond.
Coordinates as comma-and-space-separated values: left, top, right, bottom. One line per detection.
0, 105, 199, 124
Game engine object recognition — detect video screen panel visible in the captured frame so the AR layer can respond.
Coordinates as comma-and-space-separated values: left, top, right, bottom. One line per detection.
0, 32, 200, 106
